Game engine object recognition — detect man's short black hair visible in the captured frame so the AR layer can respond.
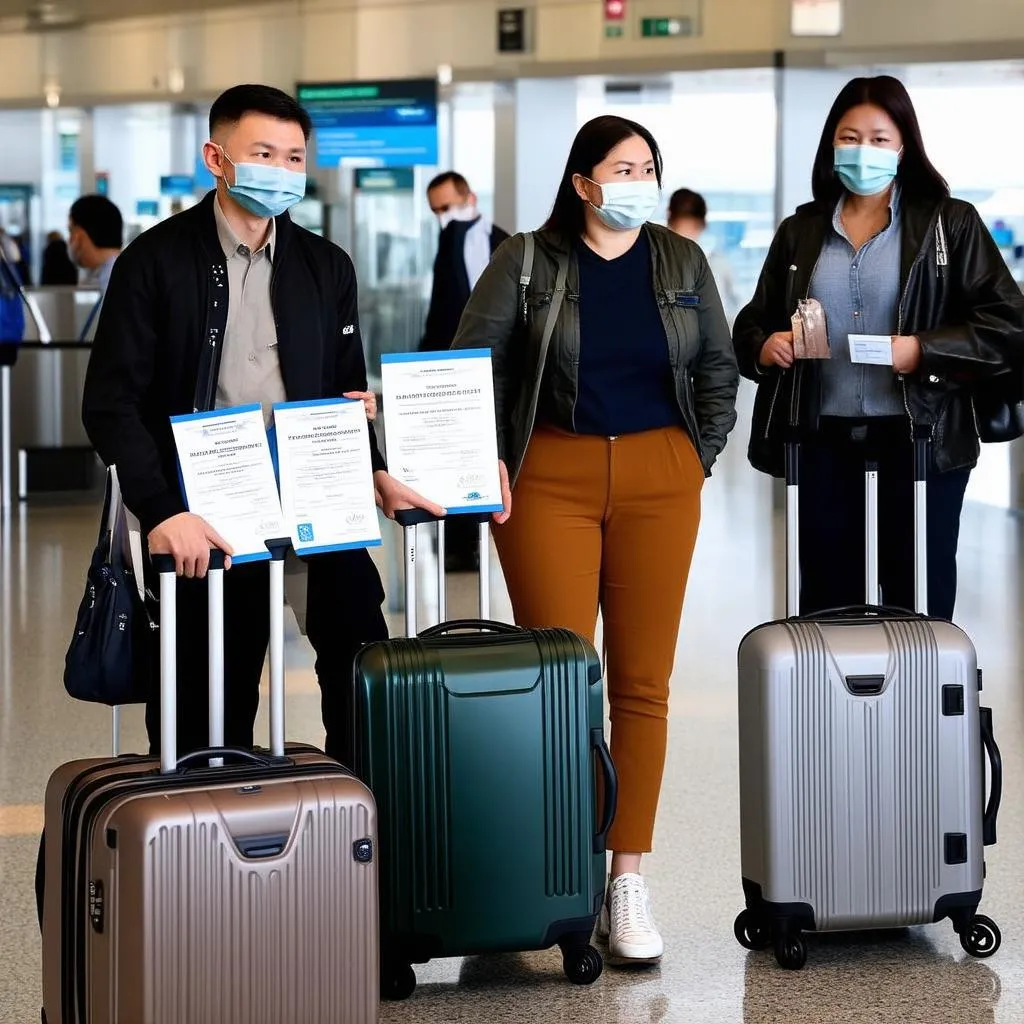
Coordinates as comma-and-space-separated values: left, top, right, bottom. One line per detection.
668, 188, 708, 224
209, 84, 313, 142
69, 195, 123, 250
427, 171, 470, 195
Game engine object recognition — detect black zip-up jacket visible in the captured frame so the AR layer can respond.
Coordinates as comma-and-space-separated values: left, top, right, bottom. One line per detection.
734, 194, 1024, 477
82, 191, 384, 536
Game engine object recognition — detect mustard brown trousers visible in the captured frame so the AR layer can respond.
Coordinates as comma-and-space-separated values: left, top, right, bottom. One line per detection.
494, 425, 704, 853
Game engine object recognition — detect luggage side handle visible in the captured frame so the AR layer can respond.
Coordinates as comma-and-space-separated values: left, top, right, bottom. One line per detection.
418, 619, 521, 638
592, 728, 618, 854
980, 706, 1002, 846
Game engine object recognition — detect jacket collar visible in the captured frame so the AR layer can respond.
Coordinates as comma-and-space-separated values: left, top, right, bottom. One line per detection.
794, 190, 942, 290
193, 189, 295, 265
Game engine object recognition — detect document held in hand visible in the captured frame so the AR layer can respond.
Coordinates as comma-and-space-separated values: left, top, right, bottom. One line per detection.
170, 404, 284, 563
272, 398, 382, 555
381, 349, 503, 515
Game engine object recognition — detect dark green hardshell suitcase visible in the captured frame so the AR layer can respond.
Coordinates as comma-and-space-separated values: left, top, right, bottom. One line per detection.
353, 514, 616, 1000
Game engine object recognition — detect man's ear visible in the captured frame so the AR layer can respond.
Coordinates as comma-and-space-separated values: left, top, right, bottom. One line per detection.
202, 141, 227, 180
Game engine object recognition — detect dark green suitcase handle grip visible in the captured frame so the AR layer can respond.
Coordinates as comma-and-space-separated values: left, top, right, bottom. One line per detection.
418, 619, 523, 637
592, 729, 618, 854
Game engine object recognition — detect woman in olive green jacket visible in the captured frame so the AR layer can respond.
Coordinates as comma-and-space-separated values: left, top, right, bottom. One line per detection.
452, 115, 738, 964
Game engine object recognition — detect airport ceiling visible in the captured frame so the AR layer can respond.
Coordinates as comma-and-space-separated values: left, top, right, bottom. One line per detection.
0, 0, 261, 26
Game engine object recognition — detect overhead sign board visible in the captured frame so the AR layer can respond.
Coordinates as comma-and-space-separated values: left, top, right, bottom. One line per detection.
498, 8, 528, 53
791, 0, 842, 36
297, 79, 439, 170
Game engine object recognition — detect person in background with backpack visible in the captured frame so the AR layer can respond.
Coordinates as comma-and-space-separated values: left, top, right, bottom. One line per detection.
452, 115, 738, 965
0, 228, 26, 366
733, 75, 1024, 619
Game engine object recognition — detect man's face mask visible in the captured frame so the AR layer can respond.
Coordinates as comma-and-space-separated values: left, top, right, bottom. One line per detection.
437, 203, 478, 231
217, 146, 307, 219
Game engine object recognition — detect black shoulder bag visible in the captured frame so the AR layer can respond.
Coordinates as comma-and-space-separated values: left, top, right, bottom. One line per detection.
64, 467, 155, 705
936, 209, 1024, 443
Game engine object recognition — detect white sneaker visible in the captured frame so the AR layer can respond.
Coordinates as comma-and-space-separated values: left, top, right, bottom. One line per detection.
606, 873, 663, 964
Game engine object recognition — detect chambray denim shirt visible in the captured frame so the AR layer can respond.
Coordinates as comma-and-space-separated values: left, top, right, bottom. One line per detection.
810, 188, 906, 418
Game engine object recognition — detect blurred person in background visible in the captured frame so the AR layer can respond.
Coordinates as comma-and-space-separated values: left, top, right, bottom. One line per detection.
0, 228, 26, 364
668, 188, 740, 325
733, 75, 1024, 619
68, 195, 123, 293
421, 170, 510, 570
41, 230, 79, 285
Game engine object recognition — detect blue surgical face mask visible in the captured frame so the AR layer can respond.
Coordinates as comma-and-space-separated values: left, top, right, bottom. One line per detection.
833, 145, 900, 197
219, 147, 306, 219
587, 178, 661, 231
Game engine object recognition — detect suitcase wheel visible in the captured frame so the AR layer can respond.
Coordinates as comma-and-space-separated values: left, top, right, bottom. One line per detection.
381, 960, 417, 1001
960, 914, 1001, 959
561, 944, 604, 985
772, 930, 807, 971
734, 909, 772, 952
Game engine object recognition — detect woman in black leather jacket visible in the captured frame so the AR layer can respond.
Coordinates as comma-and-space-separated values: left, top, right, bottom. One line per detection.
734, 75, 1024, 618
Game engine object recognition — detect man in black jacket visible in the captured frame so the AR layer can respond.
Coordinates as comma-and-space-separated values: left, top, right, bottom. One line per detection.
82, 83, 441, 762
420, 172, 508, 569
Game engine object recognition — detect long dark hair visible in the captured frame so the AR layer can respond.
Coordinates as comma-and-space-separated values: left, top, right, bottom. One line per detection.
543, 115, 663, 238
811, 76, 949, 205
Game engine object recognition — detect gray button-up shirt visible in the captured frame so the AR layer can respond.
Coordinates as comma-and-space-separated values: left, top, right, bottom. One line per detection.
213, 197, 287, 427
811, 189, 905, 418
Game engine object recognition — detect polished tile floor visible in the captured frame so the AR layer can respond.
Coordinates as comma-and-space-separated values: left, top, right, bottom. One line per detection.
1, 419, 1022, 1023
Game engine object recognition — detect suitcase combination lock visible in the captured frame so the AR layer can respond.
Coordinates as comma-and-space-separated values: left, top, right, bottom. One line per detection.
353, 838, 374, 863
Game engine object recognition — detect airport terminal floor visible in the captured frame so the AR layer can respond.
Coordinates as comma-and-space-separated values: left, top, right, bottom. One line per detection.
1, 404, 1022, 1024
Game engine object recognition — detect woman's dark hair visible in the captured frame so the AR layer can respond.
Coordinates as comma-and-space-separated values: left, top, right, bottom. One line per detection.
811, 75, 949, 205
543, 115, 663, 237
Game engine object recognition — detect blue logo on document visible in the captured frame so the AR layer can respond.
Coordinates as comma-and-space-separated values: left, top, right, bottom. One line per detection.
297, 523, 315, 543
464, 491, 482, 501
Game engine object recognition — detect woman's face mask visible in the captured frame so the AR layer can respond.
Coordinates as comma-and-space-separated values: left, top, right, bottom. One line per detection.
583, 177, 661, 231
833, 144, 901, 197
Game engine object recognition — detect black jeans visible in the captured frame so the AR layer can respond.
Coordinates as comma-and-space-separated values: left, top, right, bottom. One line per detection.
144, 548, 387, 766
798, 418, 970, 620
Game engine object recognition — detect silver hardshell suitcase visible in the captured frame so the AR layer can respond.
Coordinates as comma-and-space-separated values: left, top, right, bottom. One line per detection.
734, 434, 1003, 970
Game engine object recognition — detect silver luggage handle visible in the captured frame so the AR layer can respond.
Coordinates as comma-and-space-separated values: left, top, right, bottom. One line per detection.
784, 431, 931, 618
152, 538, 291, 774
393, 508, 492, 637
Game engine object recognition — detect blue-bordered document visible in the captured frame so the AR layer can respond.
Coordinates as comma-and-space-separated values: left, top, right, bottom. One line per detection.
380, 349, 502, 516
272, 397, 382, 555
169, 404, 284, 563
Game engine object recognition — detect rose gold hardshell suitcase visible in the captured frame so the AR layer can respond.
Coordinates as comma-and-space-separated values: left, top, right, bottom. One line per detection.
41, 543, 379, 1024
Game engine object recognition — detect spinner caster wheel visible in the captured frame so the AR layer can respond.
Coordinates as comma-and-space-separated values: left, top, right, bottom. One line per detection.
734, 909, 772, 951
960, 915, 1001, 959
563, 944, 604, 985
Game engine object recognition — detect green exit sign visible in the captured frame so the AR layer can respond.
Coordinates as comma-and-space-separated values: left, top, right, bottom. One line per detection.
641, 16, 693, 37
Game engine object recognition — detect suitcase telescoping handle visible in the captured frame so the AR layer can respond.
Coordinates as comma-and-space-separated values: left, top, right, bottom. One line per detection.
152, 538, 291, 775
784, 430, 930, 617
394, 508, 492, 637
591, 728, 618, 854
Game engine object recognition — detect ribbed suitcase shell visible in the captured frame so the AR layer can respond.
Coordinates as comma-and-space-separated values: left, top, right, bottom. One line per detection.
354, 626, 607, 968
42, 747, 378, 1024
738, 614, 985, 931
